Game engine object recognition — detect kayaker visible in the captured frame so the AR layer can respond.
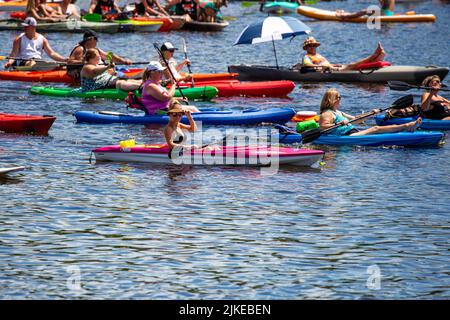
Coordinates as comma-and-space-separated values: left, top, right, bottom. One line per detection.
259, 0, 303, 12
166, 0, 198, 22
80, 48, 141, 92
142, 61, 199, 114
4, 17, 68, 69
298, 37, 386, 71
58, 0, 81, 18
26, 0, 66, 22
88, 0, 121, 16
67, 30, 132, 82
160, 42, 192, 82
197, 0, 227, 22
133, 0, 173, 20
420, 75, 450, 120
380, 0, 395, 16
319, 88, 422, 135
164, 100, 199, 155
335, 0, 395, 19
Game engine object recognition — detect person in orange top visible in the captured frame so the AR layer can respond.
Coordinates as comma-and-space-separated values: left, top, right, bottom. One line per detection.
299, 37, 386, 71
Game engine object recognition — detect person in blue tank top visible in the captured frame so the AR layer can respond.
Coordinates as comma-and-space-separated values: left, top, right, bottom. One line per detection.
319, 88, 422, 136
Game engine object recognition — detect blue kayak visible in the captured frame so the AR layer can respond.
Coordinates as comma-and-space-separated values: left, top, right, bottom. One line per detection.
274, 131, 444, 147
375, 115, 450, 131
74, 108, 295, 125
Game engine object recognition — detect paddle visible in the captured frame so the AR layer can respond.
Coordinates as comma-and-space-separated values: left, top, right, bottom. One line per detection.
388, 80, 450, 92
181, 38, 195, 87
298, 95, 414, 144
153, 42, 188, 102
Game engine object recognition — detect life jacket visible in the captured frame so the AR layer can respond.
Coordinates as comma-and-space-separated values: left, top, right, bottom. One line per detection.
125, 91, 149, 115
384, 104, 420, 120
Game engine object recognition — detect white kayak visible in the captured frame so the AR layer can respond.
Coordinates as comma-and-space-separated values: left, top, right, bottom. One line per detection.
0, 166, 25, 175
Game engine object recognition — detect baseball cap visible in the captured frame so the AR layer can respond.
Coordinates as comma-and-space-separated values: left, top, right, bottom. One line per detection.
80, 30, 98, 44
22, 17, 37, 27
161, 42, 177, 52
146, 61, 166, 72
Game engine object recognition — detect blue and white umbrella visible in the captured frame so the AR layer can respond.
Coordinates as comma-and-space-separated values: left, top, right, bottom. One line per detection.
233, 16, 312, 68
234, 16, 312, 46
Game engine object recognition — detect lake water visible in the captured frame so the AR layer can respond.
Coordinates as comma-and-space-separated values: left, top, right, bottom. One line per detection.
0, 0, 449, 299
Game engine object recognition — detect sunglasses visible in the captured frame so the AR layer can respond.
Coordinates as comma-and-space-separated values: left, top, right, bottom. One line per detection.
169, 112, 184, 117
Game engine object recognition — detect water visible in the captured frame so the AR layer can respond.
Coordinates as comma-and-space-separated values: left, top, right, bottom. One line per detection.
0, 1, 449, 299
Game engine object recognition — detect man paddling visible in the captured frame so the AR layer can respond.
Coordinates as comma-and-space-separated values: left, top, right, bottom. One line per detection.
4, 17, 67, 69
159, 42, 192, 82
66, 30, 133, 82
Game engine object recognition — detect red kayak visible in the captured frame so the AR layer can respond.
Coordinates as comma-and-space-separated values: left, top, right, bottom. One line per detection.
190, 80, 295, 97
0, 113, 56, 135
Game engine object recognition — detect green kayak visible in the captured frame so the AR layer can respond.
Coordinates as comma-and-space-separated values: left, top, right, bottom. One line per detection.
29, 86, 218, 101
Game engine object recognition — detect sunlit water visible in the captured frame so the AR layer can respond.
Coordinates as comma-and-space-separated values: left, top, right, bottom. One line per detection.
0, 1, 449, 299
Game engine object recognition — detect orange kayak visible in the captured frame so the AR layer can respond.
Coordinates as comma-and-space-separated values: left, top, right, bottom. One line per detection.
0, 69, 74, 83
0, 113, 56, 135
133, 16, 185, 31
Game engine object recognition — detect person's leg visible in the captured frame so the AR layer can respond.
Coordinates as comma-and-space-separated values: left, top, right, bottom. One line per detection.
350, 118, 422, 135
115, 79, 142, 91
343, 42, 386, 70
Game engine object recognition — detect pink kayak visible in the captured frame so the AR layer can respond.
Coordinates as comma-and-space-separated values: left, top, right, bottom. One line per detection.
93, 144, 324, 167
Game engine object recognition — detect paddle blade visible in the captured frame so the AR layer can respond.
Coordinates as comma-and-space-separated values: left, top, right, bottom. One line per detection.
391, 94, 414, 110
106, 52, 113, 63
301, 128, 322, 144
388, 81, 413, 91
241, 1, 256, 7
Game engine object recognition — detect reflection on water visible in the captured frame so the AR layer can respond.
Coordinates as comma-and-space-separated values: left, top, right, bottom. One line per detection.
0, 1, 449, 299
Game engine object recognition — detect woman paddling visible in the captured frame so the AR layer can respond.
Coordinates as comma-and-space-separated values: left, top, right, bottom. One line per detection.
142, 61, 199, 114
420, 75, 450, 120
299, 37, 386, 71
319, 88, 422, 135
80, 49, 141, 92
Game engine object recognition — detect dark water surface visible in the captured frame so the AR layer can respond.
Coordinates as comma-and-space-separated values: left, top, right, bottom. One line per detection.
0, 1, 449, 299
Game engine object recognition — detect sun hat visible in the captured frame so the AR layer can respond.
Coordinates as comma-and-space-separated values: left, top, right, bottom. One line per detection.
161, 42, 178, 52
22, 17, 37, 27
146, 61, 166, 72
167, 106, 185, 113
303, 37, 320, 50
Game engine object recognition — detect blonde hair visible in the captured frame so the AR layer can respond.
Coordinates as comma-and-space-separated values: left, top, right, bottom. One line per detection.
168, 98, 183, 110
320, 88, 340, 114
422, 75, 441, 88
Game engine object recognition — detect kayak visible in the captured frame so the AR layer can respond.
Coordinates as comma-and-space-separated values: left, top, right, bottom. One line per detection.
375, 115, 450, 131
263, 2, 299, 14
0, 166, 25, 175
0, 18, 122, 33
113, 20, 163, 32
30, 86, 218, 101
0, 1, 58, 11
93, 144, 324, 167
182, 20, 229, 31
74, 108, 296, 125
133, 16, 185, 31
178, 80, 296, 97
0, 69, 74, 83
0, 113, 56, 135
275, 131, 444, 147
228, 65, 449, 84
297, 5, 436, 23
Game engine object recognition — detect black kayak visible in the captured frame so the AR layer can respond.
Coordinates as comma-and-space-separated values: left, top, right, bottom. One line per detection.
227, 65, 449, 84
182, 20, 229, 31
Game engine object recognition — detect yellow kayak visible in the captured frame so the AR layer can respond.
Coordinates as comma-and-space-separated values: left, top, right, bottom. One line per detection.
297, 5, 436, 23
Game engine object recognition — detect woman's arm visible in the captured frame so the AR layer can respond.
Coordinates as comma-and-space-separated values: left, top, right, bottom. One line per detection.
145, 82, 176, 101
155, 0, 170, 16
319, 111, 337, 130
341, 111, 355, 120
67, 46, 84, 65
180, 111, 197, 132
421, 91, 435, 112
164, 126, 179, 149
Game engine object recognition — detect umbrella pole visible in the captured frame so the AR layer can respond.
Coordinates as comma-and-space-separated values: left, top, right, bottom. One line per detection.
272, 36, 279, 69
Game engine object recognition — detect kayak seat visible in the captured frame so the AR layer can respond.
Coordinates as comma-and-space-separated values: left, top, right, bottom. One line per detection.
125, 91, 149, 115
355, 61, 391, 70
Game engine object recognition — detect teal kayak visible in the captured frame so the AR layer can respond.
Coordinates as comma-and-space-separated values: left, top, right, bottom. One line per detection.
29, 86, 218, 101
262, 2, 299, 14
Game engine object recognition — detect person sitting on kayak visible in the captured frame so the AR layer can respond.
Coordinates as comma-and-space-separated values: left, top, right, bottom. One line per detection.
88, 0, 121, 16
160, 42, 192, 83
420, 75, 450, 120
58, 0, 81, 18
319, 88, 422, 135
298, 37, 386, 71
4, 17, 67, 69
197, 0, 227, 23
38, 0, 70, 20
80, 49, 141, 92
335, 0, 395, 19
164, 100, 199, 157
133, 0, 173, 20
142, 61, 199, 114
26, 0, 67, 22
67, 30, 132, 82
166, 0, 198, 22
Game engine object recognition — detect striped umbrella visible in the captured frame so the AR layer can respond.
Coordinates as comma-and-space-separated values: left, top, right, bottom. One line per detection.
234, 16, 312, 68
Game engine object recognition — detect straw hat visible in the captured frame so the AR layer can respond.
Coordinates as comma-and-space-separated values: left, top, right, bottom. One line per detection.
303, 37, 321, 50
167, 106, 185, 113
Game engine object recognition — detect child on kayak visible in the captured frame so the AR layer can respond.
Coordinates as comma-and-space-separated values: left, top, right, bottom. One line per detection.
80, 49, 141, 92
298, 37, 387, 72
160, 42, 192, 83
4, 17, 67, 69
319, 88, 422, 135
142, 61, 199, 114
420, 75, 450, 120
